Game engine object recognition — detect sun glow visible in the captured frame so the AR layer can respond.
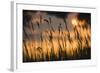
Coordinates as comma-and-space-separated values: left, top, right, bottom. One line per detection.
71, 18, 79, 26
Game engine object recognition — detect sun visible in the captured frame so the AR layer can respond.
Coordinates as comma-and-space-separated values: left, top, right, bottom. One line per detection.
71, 18, 78, 26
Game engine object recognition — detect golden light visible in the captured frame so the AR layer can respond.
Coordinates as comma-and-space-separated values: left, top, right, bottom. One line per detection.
23, 12, 91, 62
79, 19, 86, 26
71, 18, 78, 26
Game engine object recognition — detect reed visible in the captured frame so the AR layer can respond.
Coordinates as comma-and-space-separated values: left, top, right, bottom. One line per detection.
23, 13, 91, 62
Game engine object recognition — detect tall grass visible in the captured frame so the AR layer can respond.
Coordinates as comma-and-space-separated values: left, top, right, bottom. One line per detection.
23, 13, 91, 62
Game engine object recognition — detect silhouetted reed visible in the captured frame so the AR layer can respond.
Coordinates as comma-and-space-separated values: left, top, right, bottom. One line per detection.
23, 13, 91, 62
